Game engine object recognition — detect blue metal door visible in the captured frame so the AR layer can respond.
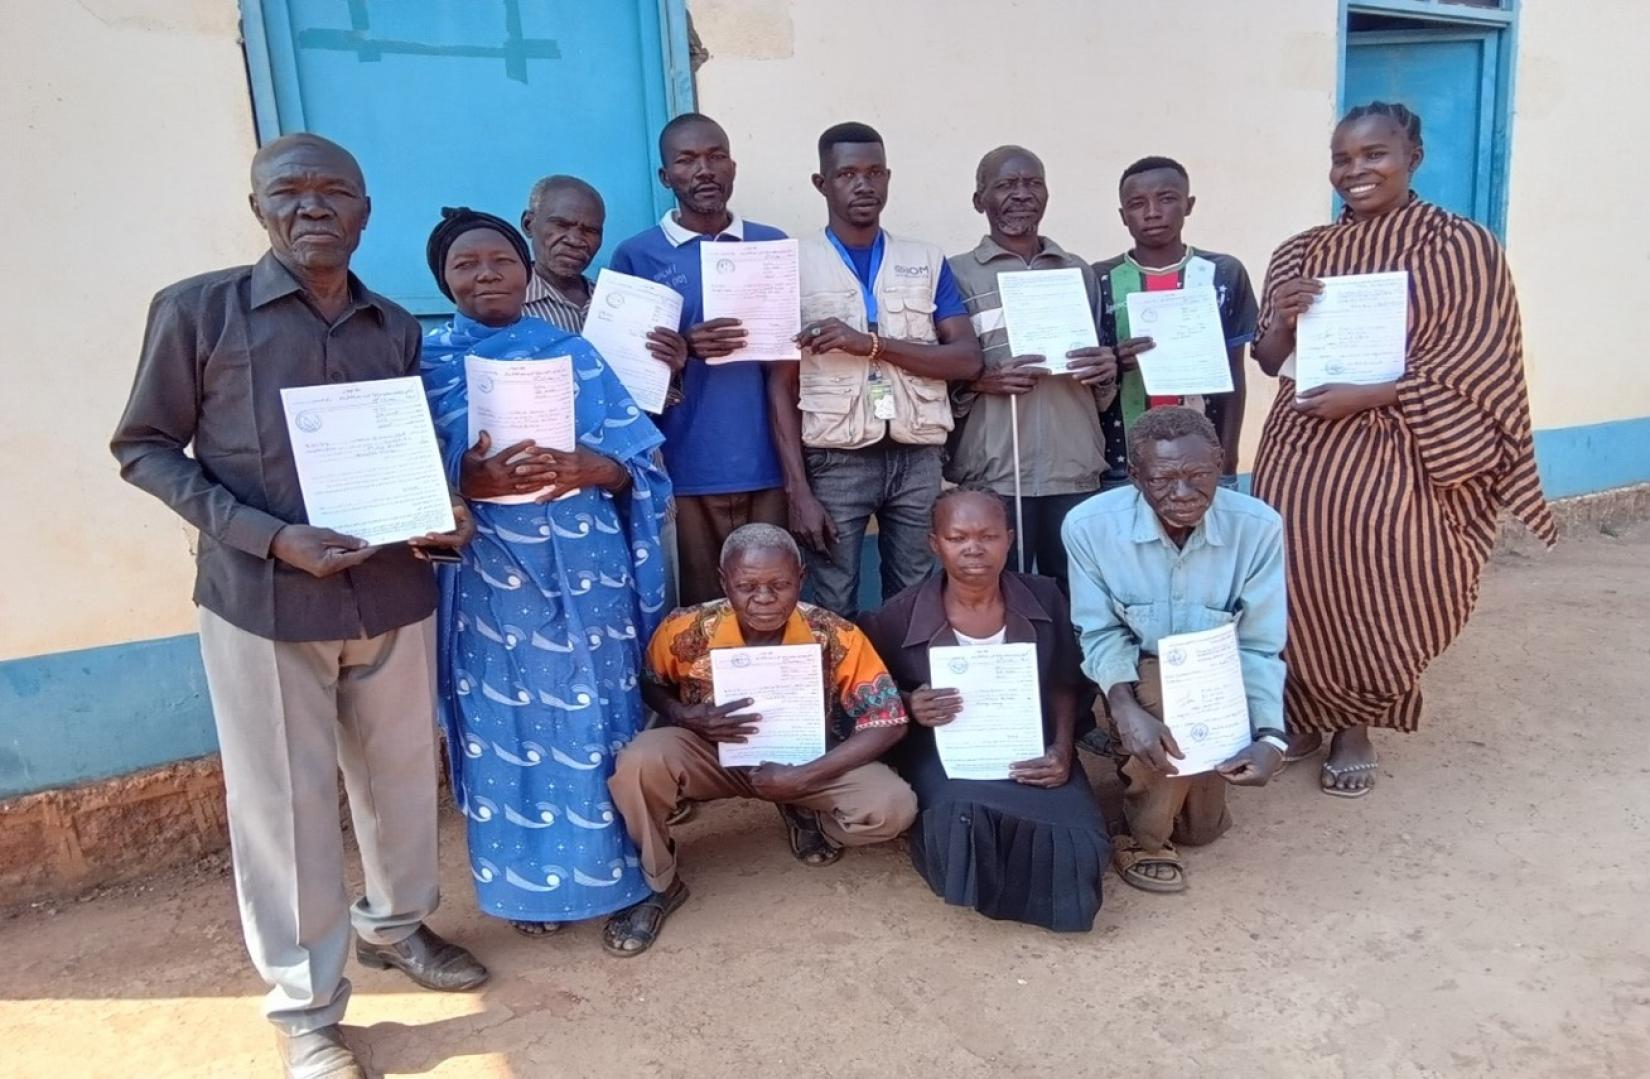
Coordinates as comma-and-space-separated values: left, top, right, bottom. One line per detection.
242, 1, 688, 313
1344, 30, 1500, 226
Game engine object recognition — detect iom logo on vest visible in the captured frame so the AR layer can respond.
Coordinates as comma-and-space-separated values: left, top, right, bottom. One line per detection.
892, 263, 930, 280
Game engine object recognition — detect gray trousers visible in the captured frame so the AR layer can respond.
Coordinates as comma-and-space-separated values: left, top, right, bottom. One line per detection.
197, 608, 441, 1033
802, 442, 942, 619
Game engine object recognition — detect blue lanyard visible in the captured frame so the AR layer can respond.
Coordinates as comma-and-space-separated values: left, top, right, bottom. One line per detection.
824, 229, 884, 328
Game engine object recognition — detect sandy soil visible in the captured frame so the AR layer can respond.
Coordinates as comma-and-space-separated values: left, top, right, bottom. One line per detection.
4, 524, 1647, 1078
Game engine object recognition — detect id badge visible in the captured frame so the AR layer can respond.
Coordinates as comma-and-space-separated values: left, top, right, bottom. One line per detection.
868, 376, 896, 421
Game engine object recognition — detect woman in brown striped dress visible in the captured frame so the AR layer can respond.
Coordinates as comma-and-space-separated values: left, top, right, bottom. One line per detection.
1249, 102, 1556, 797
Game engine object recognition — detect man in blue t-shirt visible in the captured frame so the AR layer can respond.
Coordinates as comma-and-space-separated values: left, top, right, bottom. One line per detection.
609, 113, 790, 605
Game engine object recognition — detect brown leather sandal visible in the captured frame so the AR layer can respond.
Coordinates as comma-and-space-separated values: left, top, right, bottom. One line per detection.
1113, 837, 1187, 894
601, 879, 690, 958
780, 804, 844, 867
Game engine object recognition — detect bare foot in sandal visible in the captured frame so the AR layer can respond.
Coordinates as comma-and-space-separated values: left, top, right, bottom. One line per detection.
602, 879, 689, 958
1321, 725, 1378, 797
510, 920, 566, 938
1113, 838, 1187, 894
780, 804, 843, 867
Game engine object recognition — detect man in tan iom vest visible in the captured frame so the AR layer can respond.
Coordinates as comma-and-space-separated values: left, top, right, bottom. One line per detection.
769, 122, 982, 618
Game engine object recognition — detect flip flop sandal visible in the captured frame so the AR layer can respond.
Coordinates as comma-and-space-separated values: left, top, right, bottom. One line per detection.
780, 804, 844, 867
601, 880, 690, 958
511, 920, 566, 938
1112, 838, 1187, 894
666, 800, 698, 827
1320, 760, 1378, 798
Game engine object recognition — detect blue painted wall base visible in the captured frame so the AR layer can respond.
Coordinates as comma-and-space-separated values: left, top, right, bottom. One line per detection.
1, 634, 214, 799
1533, 417, 1650, 499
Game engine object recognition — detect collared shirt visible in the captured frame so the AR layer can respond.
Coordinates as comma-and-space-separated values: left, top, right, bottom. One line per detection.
945, 236, 1115, 497
659, 209, 745, 246
859, 572, 1083, 744
522, 270, 594, 333
609, 211, 787, 496
110, 252, 436, 642
644, 598, 906, 744
1062, 486, 1286, 734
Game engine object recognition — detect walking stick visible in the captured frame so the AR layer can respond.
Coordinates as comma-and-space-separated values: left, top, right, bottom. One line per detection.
1010, 394, 1026, 573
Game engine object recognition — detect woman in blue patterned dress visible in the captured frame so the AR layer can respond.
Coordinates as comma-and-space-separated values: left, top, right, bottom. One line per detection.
420, 207, 670, 938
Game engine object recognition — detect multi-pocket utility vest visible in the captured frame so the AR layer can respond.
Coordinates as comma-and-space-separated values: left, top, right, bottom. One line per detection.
796, 229, 954, 450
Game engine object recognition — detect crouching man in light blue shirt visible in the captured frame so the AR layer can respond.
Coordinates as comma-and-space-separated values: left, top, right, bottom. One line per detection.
1062, 406, 1287, 894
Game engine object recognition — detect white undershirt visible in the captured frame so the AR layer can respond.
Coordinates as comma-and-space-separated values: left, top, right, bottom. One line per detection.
953, 626, 1007, 647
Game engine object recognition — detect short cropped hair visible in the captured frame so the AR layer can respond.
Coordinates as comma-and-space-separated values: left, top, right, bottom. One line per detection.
932, 483, 1009, 529
1118, 155, 1189, 195
974, 144, 1044, 192
658, 111, 727, 159
1126, 406, 1221, 461
251, 132, 363, 190
818, 121, 883, 164
720, 523, 802, 571
526, 174, 604, 215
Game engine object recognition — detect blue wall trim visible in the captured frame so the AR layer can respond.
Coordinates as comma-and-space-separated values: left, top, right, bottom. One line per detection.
3, 416, 1646, 799
1533, 416, 1650, 500
0, 634, 215, 799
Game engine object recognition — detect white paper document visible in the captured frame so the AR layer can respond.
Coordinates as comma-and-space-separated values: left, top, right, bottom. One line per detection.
996, 268, 1099, 372
928, 643, 1046, 781
580, 268, 683, 414
700, 238, 801, 363
711, 644, 827, 768
1156, 622, 1253, 777
1126, 285, 1233, 396
464, 355, 576, 505
1294, 271, 1409, 391
280, 375, 455, 546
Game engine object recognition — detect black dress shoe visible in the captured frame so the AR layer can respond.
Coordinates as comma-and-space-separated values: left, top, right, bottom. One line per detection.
355, 925, 489, 991
276, 1025, 365, 1079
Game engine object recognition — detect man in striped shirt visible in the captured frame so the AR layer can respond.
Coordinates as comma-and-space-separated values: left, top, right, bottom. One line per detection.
519, 174, 602, 332
520, 172, 688, 381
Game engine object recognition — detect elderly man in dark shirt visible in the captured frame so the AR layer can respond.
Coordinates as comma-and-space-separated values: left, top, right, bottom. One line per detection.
111, 134, 483, 1079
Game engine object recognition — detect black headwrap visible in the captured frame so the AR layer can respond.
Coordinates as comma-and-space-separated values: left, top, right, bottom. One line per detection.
425, 206, 533, 300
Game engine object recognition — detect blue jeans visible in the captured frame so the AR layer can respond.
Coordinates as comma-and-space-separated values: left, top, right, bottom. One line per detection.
803, 443, 943, 619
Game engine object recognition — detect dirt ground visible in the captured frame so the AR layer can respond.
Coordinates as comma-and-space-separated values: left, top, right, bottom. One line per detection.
4, 524, 1647, 1079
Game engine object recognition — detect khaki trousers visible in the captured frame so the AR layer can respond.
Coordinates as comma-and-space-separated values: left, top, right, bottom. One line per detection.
673, 489, 789, 606
196, 608, 441, 1034
609, 726, 918, 892
1112, 657, 1233, 853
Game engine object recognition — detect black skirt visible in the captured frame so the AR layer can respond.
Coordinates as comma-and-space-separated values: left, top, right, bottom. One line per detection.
900, 730, 1110, 932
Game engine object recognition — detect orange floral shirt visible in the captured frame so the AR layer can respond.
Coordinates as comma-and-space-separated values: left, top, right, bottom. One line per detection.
644, 600, 906, 743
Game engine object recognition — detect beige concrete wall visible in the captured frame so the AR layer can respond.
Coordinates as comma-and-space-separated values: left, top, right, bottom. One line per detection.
691, 0, 1342, 467
693, 0, 1650, 446
0, 1, 265, 660
1506, 1, 1650, 430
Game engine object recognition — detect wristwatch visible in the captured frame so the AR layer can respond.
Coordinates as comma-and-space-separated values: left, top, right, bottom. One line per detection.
1254, 728, 1290, 755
